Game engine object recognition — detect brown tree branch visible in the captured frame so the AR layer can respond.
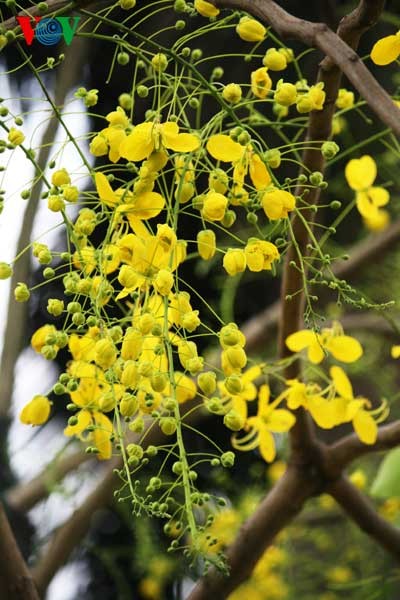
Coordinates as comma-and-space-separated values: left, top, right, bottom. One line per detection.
6, 450, 91, 513
0, 502, 39, 600
187, 464, 320, 600
329, 420, 400, 473
328, 476, 400, 558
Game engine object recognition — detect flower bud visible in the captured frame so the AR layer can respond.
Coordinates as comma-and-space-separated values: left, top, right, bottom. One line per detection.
47, 299, 64, 316
48, 195, 65, 212
151, 53, 168, 72
14, 282, 30, 302
263, 48, 287, 71
223, 409, 245, 431
90, 135, 108, 156
224, 375, 243, 395
221, 451, 235, 467
95, 339, 117, 369
274, 81, 297, 106
222, 83, 242, 104
197, 371, 217, 395
321, 141, 339, 160
120, 393, 138, 417
0, 262, 12, 279
160, 417, 177, 436
194, 0, 220, 17
8, 127, 25, 146
197, 229, 216, 260
223, 248, 246, 276
51, 168, 70, 187
154, 269, 174, 296
236, 16, 266, 42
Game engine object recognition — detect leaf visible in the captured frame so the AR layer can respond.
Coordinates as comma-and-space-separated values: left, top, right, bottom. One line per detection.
370, 447, 400, 498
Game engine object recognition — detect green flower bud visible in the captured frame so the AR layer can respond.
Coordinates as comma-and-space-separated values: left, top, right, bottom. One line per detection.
160, 417, 177, 436
14, 282, 30, 302
223, 409, 245, 431
47, 299, 64, 316
264, 148, 281, 169
221, 451, 235, 468
136, 85, 149, 98
197, 371, 217, 395
129, 416, 145, 433
309, 171, 324, 186
321, 141, 339, 159
117, 52, 130, 66
152, 53, 168, 71
0, 262, 12, 279
53, 383, 66, 395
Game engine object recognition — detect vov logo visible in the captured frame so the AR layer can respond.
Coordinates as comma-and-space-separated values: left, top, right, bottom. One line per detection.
16, 16, 80, 46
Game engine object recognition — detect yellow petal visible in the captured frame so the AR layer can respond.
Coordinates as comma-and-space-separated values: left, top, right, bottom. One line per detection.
206, 134, 243, 162
95, 172, 118, 206
371, 34, 400, 66
93, 412, 113, 459
356, 191, 376, 218
345, 155, 376, 191
64, 409, 92, 436
20, 395, 51, 426
267, 409, 296, 433
308, 341, 325, 364
127, 192, 165, 220
368, 186, 390, 207
330, 365, 353, 399
166, 132, 200, 153
353, 410, 378, 444
259, 427, 276, 462
285, 330, 316, 352
119, 122, 154, 161
249, 154, 271, 190
307, 397, 336, 429
326, 335, 363, 363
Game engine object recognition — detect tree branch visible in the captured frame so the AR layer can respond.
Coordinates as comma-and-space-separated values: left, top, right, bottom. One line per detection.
187, 464, 320, 600
0, 502, 39, 600
329, 420, 400, 473
328, 476, 400, 559
6, 450, 91, 513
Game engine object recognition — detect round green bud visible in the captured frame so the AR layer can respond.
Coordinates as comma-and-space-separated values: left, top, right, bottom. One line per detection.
67, 379, 78, 392
246, 212, 258, 225
160, 417, 177, 436
21, 190, 30, 200
175, 19, 186, 30
47, 299, 64, 316
211, 458, 220, 467
119, 0, 136, 8
237, 131, 251, 145
172, 461, 183, 475
146, 445, 158, 457
53, 383, 66, 395
181, 47, 191, 58
118, 93, 132, 110
212, 66, 224, 80
321, 141, 339, 160
221, 451, 235, 468
151, 53, 168, 71
41, 344, 57, 360
72, 312, 85, 326
330, 200, 342, 210
223, 409, 245, 432
14, 282, 30, 302
309, 171, 324, 186
67, 301, 81, 314
174, 0, 187, 11
37, 2, 48, 13
129, 417, 145, 433
43, 267, 55, 279
117, 52, 130, 66
136, 85, 149, 98
0, 262, 12, 279
191, 48, 203, 61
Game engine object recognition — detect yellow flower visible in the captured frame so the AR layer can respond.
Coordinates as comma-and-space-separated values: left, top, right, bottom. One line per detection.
119, 121, 200, 162
202, 191, 228, 221
371, 30, 400, 65
251, 67, 272, 99
8, 127, 25, 146
274, 81, 297, 106
330, 366, 380, 445
236, 16, 266, 42
244, 239, 280, 272
391, 345, 400, 359
95, 172, 165, 226
197, 229, 216, 260
31, 324, 57, 353
64, 408, 113, 460
20, 395, 51, 426
263, 48, 287, 71
345, 155, 390, 225
261, 188, 295, 220
232, 385, 295, 462
336, 88, 354, 109
285, 322, 362, 364
223, 248, 246, 276
194, 0, 220, 17
52, 168, 70, 187
207, 135, 271, 191
222, 83, 242, 104
154, 269, 174, 296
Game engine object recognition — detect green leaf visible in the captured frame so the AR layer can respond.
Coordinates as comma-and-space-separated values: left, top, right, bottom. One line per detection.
370, 447, 400, 498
